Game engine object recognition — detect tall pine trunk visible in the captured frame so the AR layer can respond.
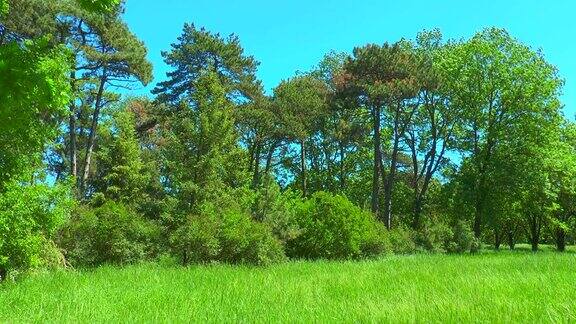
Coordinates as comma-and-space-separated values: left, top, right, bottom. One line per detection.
69, 71, 77, 180
300, 138, 307, 197
371, 105, 382, 217
383, 131, 400, 229
81, 72, 107, 194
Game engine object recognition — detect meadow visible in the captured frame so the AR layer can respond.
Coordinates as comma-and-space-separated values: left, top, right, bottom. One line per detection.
2, 247, 575, 323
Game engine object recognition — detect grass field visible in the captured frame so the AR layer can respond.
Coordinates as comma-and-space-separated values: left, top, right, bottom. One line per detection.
1, 247, 576, 323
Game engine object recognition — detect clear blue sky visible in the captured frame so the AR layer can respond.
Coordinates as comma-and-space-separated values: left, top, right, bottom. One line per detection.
123, 0, 576, 118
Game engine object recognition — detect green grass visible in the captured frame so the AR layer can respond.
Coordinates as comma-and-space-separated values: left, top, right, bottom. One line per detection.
2, 248, 576, 323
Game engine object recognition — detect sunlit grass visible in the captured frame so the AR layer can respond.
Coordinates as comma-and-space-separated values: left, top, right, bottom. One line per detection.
1, 247, 575, 323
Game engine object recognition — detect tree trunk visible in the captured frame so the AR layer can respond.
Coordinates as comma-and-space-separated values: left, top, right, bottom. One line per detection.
371, 106, 382, 218
494, 229, 501, 250
69, 72, 78, 180
300, 138, 307, 197
383, 134, 400, 230
531, 239, 539, 252
473, 198, 483, 239
0, 266, 6, 282
507, 230, 515, 250
556, 229, 566, 252
264, 140, 279, 175
529, 215, 540, 252
338, 141, 346, 192
412, 195, 423, 230
251, 143, 262, 188
80, 72, 107, 194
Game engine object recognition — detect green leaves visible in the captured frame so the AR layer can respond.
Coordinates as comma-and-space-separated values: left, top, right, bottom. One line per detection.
0, 0, 8, 16
153, 23, 261, 104
0, 38, 71, 187
76, 0, 120, 13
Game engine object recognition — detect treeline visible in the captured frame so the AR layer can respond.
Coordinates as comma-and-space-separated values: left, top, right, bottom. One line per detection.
2, 0, 576, 280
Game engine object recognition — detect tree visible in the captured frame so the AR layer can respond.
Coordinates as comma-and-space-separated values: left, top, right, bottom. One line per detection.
440, 28, 563, 239
0, 38, 70, 188
341, 41, 420, 228
273, 75, 328, 197
152, 23, 261, 105
405, 30, 458, 229
156, 71, 247, 219
1, 0, 153, 195
545, 122, 576, 251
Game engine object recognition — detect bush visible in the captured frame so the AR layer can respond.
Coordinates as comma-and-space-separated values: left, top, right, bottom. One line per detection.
170, 203, 286, 266
58, 201, 159, 267
286, 191, 388, 260
252, 179, 301, 244
414, 220, 453, 252
446, 220, 477, 253
388, 227, 417, 254
0, 181, 70, 280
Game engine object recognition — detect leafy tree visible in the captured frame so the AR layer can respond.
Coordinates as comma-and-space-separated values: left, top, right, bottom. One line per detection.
273, 75, 328, 196
440, 28, 563, 239
0, 39, 70, 187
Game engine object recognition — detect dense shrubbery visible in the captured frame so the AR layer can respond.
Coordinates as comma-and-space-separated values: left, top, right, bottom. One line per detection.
0, 181, 71, 279
58, 201, 159, 267
446, 220, 478, 253
414, 220, 453, 252
286, 192, 388, 260
388, 227, 417, 254
252, 179, 301, 244
170, 202, 286, 266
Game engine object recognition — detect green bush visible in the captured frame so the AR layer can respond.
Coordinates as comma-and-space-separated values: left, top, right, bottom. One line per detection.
286, 191, 388, 260
414, 220, 453, 252
446, 220, 477, 253
388, 227, 417, 254
170, 203, 286, 266
58, 201, 159, 267
0, 181, 70, 280
252, 179, 301, 244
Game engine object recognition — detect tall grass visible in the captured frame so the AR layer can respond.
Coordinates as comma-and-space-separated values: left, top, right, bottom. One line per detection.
1, 248, 575, 323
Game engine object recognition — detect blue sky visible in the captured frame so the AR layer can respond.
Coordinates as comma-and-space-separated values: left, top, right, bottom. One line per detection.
123, 0, 575, 118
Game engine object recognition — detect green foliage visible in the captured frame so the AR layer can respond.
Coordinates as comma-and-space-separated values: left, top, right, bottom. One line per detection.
170, 202, 285, 266
91, 108, 147, 202
157, 72, 248, 216
286, 192, 388, 260
414, 220, 453, 252
387, 227, 417, 254
0, 0, 8, 16
252, 178, 301, 244
0, 39, 70, 186
0, 179, 71, 277
446, 220, 477, 253
58, 201, 159, 267
77, 0, 120, 13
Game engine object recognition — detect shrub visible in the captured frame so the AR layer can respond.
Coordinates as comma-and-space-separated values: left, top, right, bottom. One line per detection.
388, 227, 417, 254
446, 220, 477, 253
0, 181, 70, 280
58, 201, 159, 267
414, 220, 453, 252
252, 179, 301, 244
286, 191, 388, 260
170, 203, 285, 266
